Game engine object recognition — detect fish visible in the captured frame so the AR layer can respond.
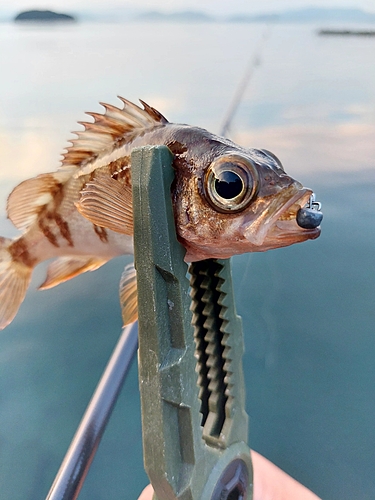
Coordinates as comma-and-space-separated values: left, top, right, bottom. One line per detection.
0, 97, 322, 330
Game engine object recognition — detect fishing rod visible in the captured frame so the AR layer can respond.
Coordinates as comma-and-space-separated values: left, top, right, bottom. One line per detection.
220, 25, 272, 138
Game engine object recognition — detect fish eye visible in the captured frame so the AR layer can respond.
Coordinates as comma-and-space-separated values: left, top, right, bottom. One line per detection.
215, 170, 243, 199
204, 155, 258, 213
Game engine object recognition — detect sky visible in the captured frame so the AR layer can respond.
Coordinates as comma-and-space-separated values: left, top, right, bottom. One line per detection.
3, 0, 375, 16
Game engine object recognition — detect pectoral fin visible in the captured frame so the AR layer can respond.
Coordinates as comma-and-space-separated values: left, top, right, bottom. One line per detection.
119, 262, 138, 325
39, 256, 108, 290
76, 173, 133, 235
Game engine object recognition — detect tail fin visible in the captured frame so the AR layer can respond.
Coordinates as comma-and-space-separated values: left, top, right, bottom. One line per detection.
0, 237, 33, 330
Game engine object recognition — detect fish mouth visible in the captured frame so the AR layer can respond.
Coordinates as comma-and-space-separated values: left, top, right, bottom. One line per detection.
244, 186, 321, 246
272, 189, 321, 240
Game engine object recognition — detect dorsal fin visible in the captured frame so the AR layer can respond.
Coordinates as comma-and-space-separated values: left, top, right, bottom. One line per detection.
61, 97, 169, 170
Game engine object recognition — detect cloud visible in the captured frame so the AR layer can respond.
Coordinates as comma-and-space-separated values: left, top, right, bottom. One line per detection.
235, 121, 375, 177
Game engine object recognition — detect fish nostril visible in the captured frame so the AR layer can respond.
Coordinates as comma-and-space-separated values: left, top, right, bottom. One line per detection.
296, 207, 323, 229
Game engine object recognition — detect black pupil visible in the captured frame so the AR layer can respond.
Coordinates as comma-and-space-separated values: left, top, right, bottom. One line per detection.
215, 170, 243, 199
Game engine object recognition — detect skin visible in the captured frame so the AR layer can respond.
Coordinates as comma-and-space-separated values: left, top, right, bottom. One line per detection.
137, 450, 321, 500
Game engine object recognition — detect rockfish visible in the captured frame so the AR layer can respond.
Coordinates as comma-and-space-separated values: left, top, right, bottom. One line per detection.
0, 97, 322, 330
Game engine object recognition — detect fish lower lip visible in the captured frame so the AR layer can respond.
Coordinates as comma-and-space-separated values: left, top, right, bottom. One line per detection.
275, 221, 321, 240
302, 226, 321, 240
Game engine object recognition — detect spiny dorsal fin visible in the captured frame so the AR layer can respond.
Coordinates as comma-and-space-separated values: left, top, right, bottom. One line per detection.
39, 256, 108, 290
61, 97, 169, 170
7, 171, 71, 231
119, 262, 138, 326
76, 172, 133, 235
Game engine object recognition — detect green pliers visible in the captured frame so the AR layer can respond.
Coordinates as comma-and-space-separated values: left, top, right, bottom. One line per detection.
132, 146, 253, 500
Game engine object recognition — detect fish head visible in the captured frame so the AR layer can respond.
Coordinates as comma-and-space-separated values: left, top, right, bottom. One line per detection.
172, 139, 321, 262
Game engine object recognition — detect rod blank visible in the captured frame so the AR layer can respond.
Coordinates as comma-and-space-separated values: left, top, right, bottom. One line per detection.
46, 322, 138, 500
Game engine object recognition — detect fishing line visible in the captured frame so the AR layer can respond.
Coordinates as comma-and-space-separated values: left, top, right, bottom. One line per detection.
220, 25, 272, 138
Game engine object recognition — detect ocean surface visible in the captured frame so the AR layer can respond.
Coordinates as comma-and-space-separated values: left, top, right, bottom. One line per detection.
0, 20, 374, 499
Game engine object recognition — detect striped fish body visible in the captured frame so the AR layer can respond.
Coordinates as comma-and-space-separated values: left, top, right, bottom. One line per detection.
7, 172, 131, 258
0, 99, 169, 328
0, 98, 321, 329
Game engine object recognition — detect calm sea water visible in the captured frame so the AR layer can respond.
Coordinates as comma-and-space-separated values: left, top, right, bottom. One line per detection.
0, 21, 374, 500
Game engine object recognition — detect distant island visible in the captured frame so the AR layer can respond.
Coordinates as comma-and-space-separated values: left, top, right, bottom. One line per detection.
319, 29, 375, 36
226, 7, 375, 24
14, 10, 76, 22
133, 7, 375, 24
134, 7, 375, 24
228, 14, 279, 23
136, 10, 213, 23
